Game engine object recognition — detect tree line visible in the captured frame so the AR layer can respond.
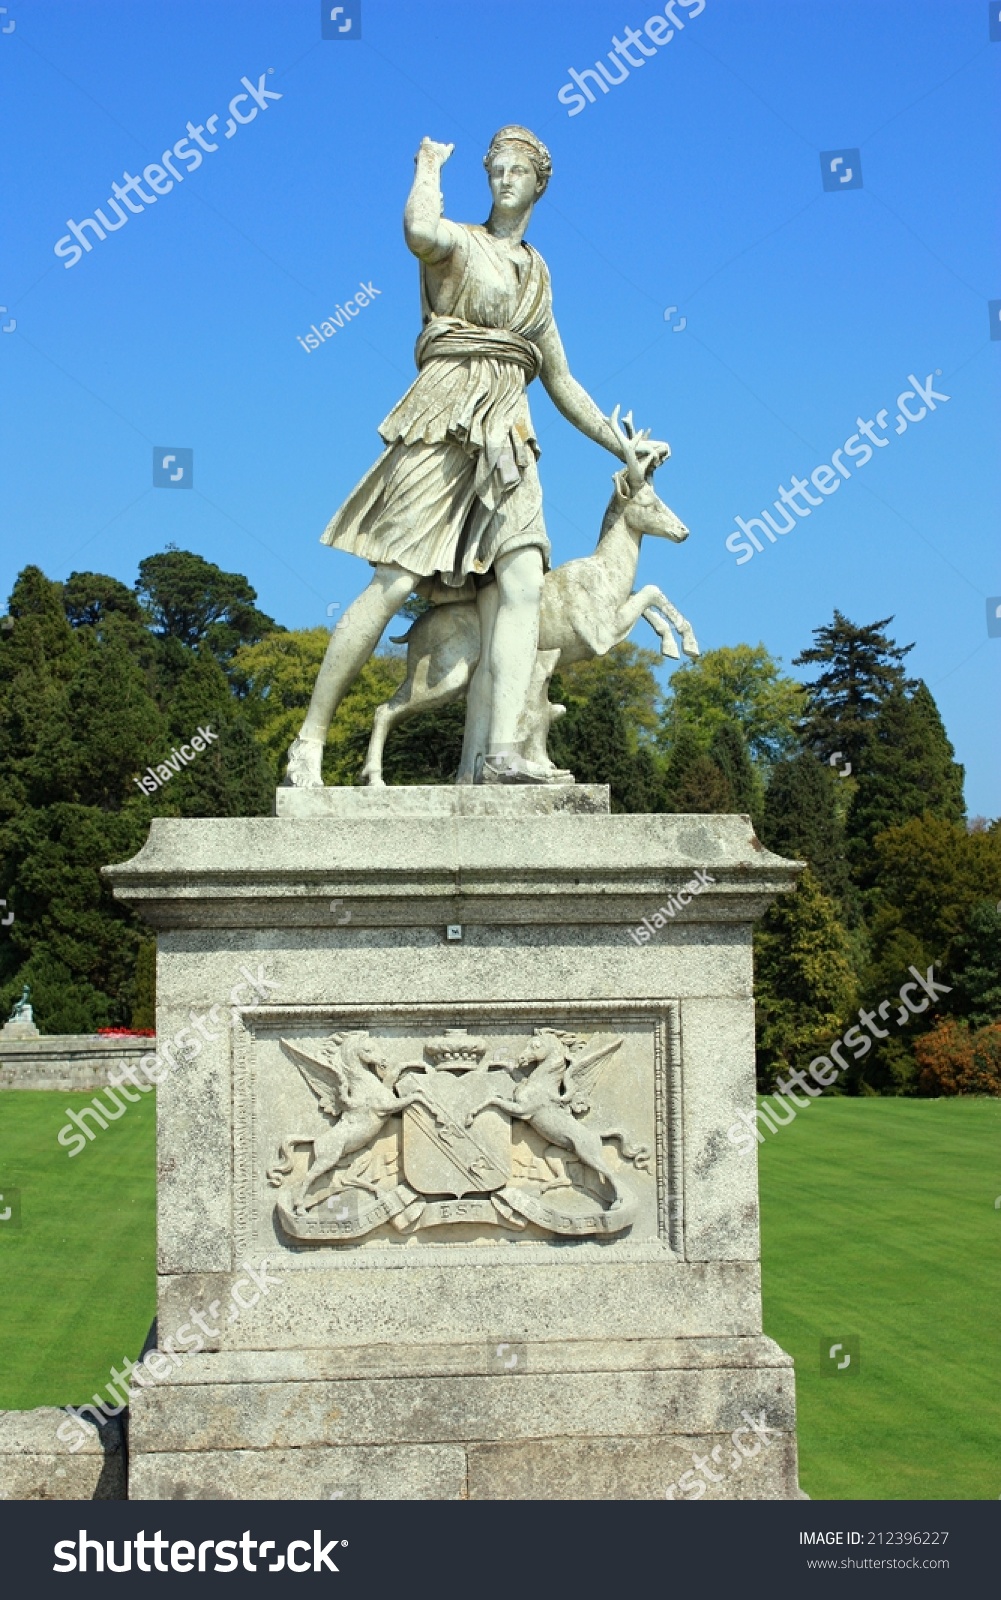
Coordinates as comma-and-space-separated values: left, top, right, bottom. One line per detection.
1, 550, 997, 1094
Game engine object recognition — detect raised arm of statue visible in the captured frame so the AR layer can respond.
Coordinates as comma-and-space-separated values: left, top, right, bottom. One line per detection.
404, 137, 461, 264
536, 319, 669, 468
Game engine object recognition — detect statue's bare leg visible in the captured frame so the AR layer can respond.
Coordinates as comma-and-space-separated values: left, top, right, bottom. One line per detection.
475, 549, 573, 785
284, 564, 417, 786
486, 547, 543, 753
474, 547, 566, 784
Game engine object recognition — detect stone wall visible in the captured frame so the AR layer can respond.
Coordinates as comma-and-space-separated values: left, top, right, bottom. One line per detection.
0, 1035, 153, 1092
0, 1410, 126, 1500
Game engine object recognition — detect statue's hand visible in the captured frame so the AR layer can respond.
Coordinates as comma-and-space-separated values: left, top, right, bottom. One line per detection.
417, 137, 454, 167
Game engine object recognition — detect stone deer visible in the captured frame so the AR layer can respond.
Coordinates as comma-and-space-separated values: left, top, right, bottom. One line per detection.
361, 409, 700, 785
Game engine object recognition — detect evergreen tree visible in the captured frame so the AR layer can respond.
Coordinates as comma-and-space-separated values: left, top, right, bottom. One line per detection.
31, 628, 167, 810
794, 610, 915, 773
0, 568, 82, 818
550, 681, 662, 812
948, 902, 1001, 1029
379, 699, 467, 785
164, 718, 274, 818
63, 570, 145, 628
761, 751, 851, 907
852, 817, 1001, 1092
555, 644, 664, 740
753, 867, 858, 1091
707, 721, 762, 825
864, 815, 1001, 970
0, 557, 280, 1031
132, 938, 157, 1031
0, 801, 151, 1031
846, 682, 965, 874
660, 725, 733, 813
135, 548, 279, 665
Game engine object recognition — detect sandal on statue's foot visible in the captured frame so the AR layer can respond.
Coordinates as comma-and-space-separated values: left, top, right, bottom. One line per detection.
477, 751, 575, 786
281, 734, 325, 788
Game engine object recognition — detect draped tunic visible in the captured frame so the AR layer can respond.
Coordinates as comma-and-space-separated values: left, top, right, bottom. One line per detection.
320, 224, 554, 588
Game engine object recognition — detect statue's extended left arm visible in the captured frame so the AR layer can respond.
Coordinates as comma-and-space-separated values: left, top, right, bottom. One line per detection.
536, 319, 668, 467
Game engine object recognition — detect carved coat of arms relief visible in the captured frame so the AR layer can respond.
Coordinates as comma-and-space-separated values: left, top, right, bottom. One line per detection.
268, 1025, 652, 1242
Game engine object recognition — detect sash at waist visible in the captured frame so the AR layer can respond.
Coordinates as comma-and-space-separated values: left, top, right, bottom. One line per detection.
414, 317, 543, 382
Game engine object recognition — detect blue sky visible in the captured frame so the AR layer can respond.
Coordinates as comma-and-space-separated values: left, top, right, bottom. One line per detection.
2, 0, 998, 811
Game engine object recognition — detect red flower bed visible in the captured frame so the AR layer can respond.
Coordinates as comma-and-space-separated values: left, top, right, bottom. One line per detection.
96, 1027, 156, 1037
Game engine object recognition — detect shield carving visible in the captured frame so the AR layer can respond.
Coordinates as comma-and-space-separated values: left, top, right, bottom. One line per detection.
400, 1065, 511, 1198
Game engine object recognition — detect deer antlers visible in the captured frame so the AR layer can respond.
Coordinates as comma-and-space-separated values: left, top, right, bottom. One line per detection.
609, 404, 666, 493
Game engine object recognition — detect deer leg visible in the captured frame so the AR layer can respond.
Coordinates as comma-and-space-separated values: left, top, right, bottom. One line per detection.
362, 652, 471, 785
361, 670, 425, 787
519, 649, 562, 768
642, 607, 680, 659
609, 586, 674, 654
361, 693, 408, 787
641, 589, 700, 659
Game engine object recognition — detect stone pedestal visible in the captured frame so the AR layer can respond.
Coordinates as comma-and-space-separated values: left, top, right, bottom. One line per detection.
106, 789, 805, 1500
1, 1018, 40, 1041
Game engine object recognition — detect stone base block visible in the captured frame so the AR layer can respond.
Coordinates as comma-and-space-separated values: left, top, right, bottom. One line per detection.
131, 1445, 466, 1501
273, 784, 611, 819
129, 1336, 803, 1500
0, 1409, 126, 1500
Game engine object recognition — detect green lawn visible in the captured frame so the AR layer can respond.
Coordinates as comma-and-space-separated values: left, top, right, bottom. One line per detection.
0, 1090, 157, 1410
759, 1095, 1001, 1500
1, 1090, 998, 1498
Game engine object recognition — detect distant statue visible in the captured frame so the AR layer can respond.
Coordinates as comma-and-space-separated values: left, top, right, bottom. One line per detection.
284, 126, 672, 789
10, 984, 32, 1024
2, 982, 38, 1036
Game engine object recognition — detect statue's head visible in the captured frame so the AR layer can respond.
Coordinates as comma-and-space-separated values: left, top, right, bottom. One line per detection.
483, 126, 552, 212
